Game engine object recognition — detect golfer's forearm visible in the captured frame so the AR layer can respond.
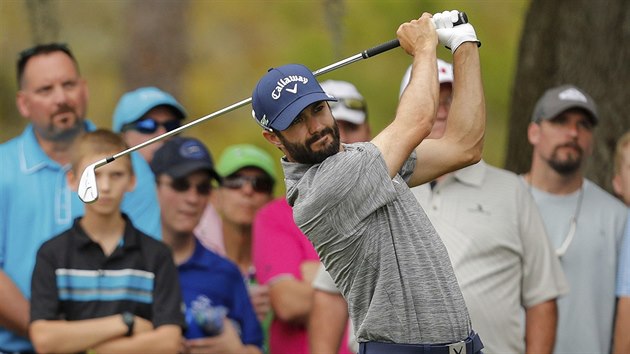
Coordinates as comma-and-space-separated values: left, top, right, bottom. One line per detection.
445, 42, 485, 163
0, 271, 30, 337
30, 315, 127, 354
525, 299, 557, 354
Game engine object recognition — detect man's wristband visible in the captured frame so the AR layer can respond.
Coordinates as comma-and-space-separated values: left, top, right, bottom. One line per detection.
121, 312, 135, 337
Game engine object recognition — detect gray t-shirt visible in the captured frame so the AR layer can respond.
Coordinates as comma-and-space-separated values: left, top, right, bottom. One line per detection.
282, 142, 471, 344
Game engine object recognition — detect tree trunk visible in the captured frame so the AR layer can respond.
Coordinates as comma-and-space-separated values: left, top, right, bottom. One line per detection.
504, 0, 630, 194
121, 0, 189, 97
25, 0, 60, 44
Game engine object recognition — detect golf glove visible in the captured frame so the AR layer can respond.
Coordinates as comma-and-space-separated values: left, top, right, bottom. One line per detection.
433, 10, 480, 53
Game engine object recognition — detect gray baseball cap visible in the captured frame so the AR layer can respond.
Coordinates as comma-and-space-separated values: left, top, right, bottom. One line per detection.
531, 84, 598, 125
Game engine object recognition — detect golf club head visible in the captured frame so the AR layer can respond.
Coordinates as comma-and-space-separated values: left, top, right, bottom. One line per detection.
78, 158, 108, 203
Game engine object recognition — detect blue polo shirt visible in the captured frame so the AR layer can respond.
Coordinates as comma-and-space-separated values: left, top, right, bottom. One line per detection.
0, 123, 161, 352
179, 239, 263, 348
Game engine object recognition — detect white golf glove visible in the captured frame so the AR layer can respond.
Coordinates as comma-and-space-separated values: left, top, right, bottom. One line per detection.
433, 10, 480, 53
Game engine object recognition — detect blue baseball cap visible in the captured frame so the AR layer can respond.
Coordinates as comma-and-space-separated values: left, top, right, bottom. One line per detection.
251, 64, 336, 131
112, 87, 186, 132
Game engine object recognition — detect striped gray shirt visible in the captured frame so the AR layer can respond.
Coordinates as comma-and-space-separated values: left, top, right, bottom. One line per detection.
282, 142, 471, 344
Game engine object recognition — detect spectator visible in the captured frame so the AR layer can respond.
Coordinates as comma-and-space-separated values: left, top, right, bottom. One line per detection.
112, 86, 186, 164
308, 79, 371, 354
252, 197, 320, 354
113, 86, 224, 266
612, 131, 630, 354
29, 129, 183, 354
522, 84, 627, 353
251, 11, 484, 352
0, 43, 160, 352
406, 59, 567, 353
152, 137, 263, 354
211, 145, 276, 326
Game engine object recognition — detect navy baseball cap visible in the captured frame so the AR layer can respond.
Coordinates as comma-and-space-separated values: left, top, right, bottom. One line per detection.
251, 64, 336, 131
112, 87, 186, 133
150, 136, 221, 182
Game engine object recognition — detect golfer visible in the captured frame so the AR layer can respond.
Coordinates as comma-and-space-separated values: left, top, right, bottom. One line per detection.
252, 11, 485, 353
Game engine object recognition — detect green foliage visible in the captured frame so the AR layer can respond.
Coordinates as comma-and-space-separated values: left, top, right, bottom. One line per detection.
0, 0, 529, 196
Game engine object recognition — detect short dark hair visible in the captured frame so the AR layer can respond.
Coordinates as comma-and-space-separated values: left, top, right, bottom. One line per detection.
16, 43, 79, 87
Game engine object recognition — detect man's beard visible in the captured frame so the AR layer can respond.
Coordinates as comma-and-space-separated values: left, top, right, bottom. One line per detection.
548, 142, 583, 175
40, 106, 84, 142
277, 122, 341, 164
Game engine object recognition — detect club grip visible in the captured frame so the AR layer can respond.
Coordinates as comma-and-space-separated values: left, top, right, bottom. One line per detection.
361, 12, 469, 59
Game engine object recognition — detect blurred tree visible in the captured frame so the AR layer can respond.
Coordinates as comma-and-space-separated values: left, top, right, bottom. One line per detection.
25, 0, 60, 43
324, 0, 345, 60
122, 0, 189, 97
505, 0, 630, 193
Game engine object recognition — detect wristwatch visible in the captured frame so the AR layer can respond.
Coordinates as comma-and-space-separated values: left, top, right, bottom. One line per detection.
121, 311, 135, 337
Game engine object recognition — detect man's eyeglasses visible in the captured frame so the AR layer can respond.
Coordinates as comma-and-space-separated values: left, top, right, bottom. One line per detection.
121, 117, 181, 134
329, 98, 367, 112
163, 178, 212, 195
222, 175, 274, 194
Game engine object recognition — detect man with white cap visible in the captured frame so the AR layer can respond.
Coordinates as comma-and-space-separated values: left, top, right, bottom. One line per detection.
402, 60, 569, 354
522, 84, 627, 354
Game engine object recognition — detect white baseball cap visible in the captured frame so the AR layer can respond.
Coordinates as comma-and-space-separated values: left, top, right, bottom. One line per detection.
320, 80, 367, 125
399, 59, 454, 98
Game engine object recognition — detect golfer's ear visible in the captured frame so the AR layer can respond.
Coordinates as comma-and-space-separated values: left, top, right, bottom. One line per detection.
263, 130, 283, 149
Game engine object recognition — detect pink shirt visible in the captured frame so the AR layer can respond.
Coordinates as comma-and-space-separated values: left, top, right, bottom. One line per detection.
253, 197, 352, 354
194, 203, 225, 255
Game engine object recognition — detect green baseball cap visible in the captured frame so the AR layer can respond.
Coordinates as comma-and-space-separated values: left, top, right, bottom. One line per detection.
216, 144, 277, 181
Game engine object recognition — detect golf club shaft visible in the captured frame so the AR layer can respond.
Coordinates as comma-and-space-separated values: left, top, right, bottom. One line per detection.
108, 41, 400, 163
105, 12, 469, 163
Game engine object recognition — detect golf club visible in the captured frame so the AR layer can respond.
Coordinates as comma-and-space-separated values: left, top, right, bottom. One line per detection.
78, 12, 468, 203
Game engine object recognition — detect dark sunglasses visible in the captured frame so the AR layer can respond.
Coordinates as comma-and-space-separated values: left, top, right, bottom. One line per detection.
121, 117, 181, 134
164, 178, 212, 195
329, 98, 367, 112
222, 175, 274, 194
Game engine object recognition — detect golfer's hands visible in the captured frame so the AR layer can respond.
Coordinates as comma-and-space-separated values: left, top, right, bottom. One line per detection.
433, 10, 480, 53
397, 12, 438, 56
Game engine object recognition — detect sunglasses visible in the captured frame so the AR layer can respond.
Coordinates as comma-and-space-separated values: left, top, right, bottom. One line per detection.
121, 117, 181, 134
222, 175, 274, 194
329, 98, 367, 112
163, 178, 212, 195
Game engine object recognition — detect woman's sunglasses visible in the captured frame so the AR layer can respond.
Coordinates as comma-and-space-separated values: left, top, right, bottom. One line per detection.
222, 175, 274, 194
121, 117, 181, 134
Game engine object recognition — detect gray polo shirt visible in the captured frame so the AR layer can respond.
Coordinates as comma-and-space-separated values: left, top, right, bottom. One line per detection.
282, 142, 471, 344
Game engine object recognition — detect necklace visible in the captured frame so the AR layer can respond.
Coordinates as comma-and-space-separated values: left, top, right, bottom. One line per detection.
526, 179, 584, 258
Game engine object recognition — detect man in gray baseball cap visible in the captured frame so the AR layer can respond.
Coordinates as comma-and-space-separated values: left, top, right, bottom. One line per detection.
523, 84, 627, 354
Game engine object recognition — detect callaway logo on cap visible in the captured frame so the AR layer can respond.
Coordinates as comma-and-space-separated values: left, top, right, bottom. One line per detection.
251, 64, 336, 131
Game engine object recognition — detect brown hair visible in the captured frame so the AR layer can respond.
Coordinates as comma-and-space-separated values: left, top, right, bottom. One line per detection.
614, 131, 630, 175
71, 129, 132, 174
